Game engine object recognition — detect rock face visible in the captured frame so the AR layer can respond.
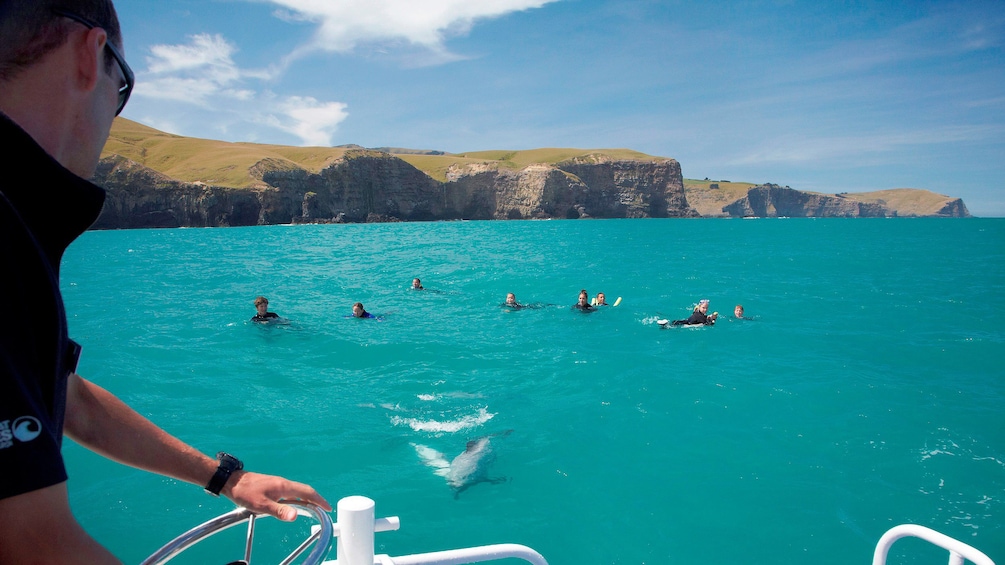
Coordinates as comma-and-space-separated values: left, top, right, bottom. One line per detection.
93, 156, 267, 228
721, 184, 970, 218
90, 151, 697, 228
443, 155, 697, 220
722, 184, 888, 217
935, 198, 970, 217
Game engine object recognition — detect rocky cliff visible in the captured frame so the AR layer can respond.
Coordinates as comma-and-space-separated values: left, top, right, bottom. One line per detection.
89, 119, 971, 226
721, 184, 971, 218
90, 150, 697, 228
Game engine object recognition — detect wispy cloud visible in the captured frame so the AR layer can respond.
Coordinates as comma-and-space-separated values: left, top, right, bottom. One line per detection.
134, 34, 347, 146
136, 34, 258, 106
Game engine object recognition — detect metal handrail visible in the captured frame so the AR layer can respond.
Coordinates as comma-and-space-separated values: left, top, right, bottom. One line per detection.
872, 524, 995, 565
140, 501, 333, 565
325, 496, 548, 565
380, 544, 549, 565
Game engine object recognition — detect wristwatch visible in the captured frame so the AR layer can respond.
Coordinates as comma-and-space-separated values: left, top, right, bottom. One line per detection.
204, 452, 243, 496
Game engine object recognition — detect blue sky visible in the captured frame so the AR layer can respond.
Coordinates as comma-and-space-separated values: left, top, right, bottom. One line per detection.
113, 0, 1005, 216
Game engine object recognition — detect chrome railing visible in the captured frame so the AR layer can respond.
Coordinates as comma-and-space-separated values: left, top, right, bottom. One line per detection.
873, 524, 995, 565
140, 501, 333, 565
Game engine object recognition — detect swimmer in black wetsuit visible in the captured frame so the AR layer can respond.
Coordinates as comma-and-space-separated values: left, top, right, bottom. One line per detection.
592, 292, 609, 306
672, 299, 717, 326
412, 278, 424, 290
251, 296, 280, 322
573, 289, 595, 312
502, 292, 524, 310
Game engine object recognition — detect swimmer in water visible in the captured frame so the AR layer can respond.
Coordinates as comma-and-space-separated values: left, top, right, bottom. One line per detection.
573, 289, 595, 312
412, 278, 424, 290
251, 296, 280, 322
352, 302, 376, 319
592, 292, 609, 306
734, 304, 748, 319
503, 292, 523, 310
673, 299, 717, 326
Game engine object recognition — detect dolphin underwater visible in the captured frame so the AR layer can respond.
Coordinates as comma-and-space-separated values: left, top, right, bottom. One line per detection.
411, 431, 511, 497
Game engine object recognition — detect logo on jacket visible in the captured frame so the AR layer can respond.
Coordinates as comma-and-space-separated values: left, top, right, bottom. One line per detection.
0, 416, 43, 449
12, 416, 42, 442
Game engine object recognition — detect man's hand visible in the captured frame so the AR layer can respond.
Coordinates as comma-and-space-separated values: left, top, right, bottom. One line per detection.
221, 471, 332, 521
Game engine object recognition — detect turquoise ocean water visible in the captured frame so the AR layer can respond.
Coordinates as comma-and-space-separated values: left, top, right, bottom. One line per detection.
59, 218, 1003, 564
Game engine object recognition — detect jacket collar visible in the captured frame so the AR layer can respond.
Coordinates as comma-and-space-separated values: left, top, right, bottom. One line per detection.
0, 112, 107, 259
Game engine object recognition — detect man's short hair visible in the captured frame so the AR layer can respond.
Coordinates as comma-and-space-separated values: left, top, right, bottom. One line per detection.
254, 296, 268, 306
0, 0, 121, 81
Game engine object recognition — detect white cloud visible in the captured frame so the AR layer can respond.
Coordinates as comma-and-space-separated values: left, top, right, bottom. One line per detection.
265, 96, 350, 146
146, 34, 239, 75
134, 34, 349, 146
266, 0, 559, 57
136, 34, 246, 105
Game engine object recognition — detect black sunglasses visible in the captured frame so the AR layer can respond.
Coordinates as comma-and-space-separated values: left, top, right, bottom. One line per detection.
53, 9, 134, 116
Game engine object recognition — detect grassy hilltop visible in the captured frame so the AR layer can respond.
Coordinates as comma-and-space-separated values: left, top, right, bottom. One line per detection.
103, 118, 662, 186
102, 119, 352, 188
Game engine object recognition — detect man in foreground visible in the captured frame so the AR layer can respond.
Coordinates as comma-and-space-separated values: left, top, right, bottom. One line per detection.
0, 2, 330, 562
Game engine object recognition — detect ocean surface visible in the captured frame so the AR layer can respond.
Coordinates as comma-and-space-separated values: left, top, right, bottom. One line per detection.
59, 218, 1003, 565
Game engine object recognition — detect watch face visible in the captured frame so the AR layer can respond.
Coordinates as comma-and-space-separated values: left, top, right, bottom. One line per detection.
217, 452, 244, 471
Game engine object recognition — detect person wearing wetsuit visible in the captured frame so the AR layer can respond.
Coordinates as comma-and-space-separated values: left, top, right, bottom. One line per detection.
251, 296, 280, 322
673, 299, 718, 325
573, 290, 595, 312
411, 278, 424, 290
503, 292, 524, 310
352, 302, 376, 318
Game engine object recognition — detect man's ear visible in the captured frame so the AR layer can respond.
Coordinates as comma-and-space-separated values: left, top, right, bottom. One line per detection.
73, 27, 108, 95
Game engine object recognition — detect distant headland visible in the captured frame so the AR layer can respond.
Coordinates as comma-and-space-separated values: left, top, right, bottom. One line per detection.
90, 118, 970, 229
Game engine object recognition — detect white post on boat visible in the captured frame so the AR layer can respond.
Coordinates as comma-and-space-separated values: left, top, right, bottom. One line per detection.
336, 495, 376, 565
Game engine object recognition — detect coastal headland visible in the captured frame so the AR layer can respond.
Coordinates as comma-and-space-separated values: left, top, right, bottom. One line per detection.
90, 118, 970, 229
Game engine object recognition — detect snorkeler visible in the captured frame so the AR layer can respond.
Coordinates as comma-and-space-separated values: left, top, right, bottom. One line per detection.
251, 296, 280, 322
573, 289, 595, 312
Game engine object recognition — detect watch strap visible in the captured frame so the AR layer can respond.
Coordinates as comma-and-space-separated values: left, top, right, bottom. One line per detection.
204, 452, 243, 496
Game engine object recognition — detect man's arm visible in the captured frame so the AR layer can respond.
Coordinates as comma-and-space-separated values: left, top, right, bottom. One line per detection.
64, 373, 331, 520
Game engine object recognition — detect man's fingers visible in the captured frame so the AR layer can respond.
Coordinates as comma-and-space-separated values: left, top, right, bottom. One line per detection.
276, 503, 297, 522
227, 472, 333, 516
281, 481, 332, 512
